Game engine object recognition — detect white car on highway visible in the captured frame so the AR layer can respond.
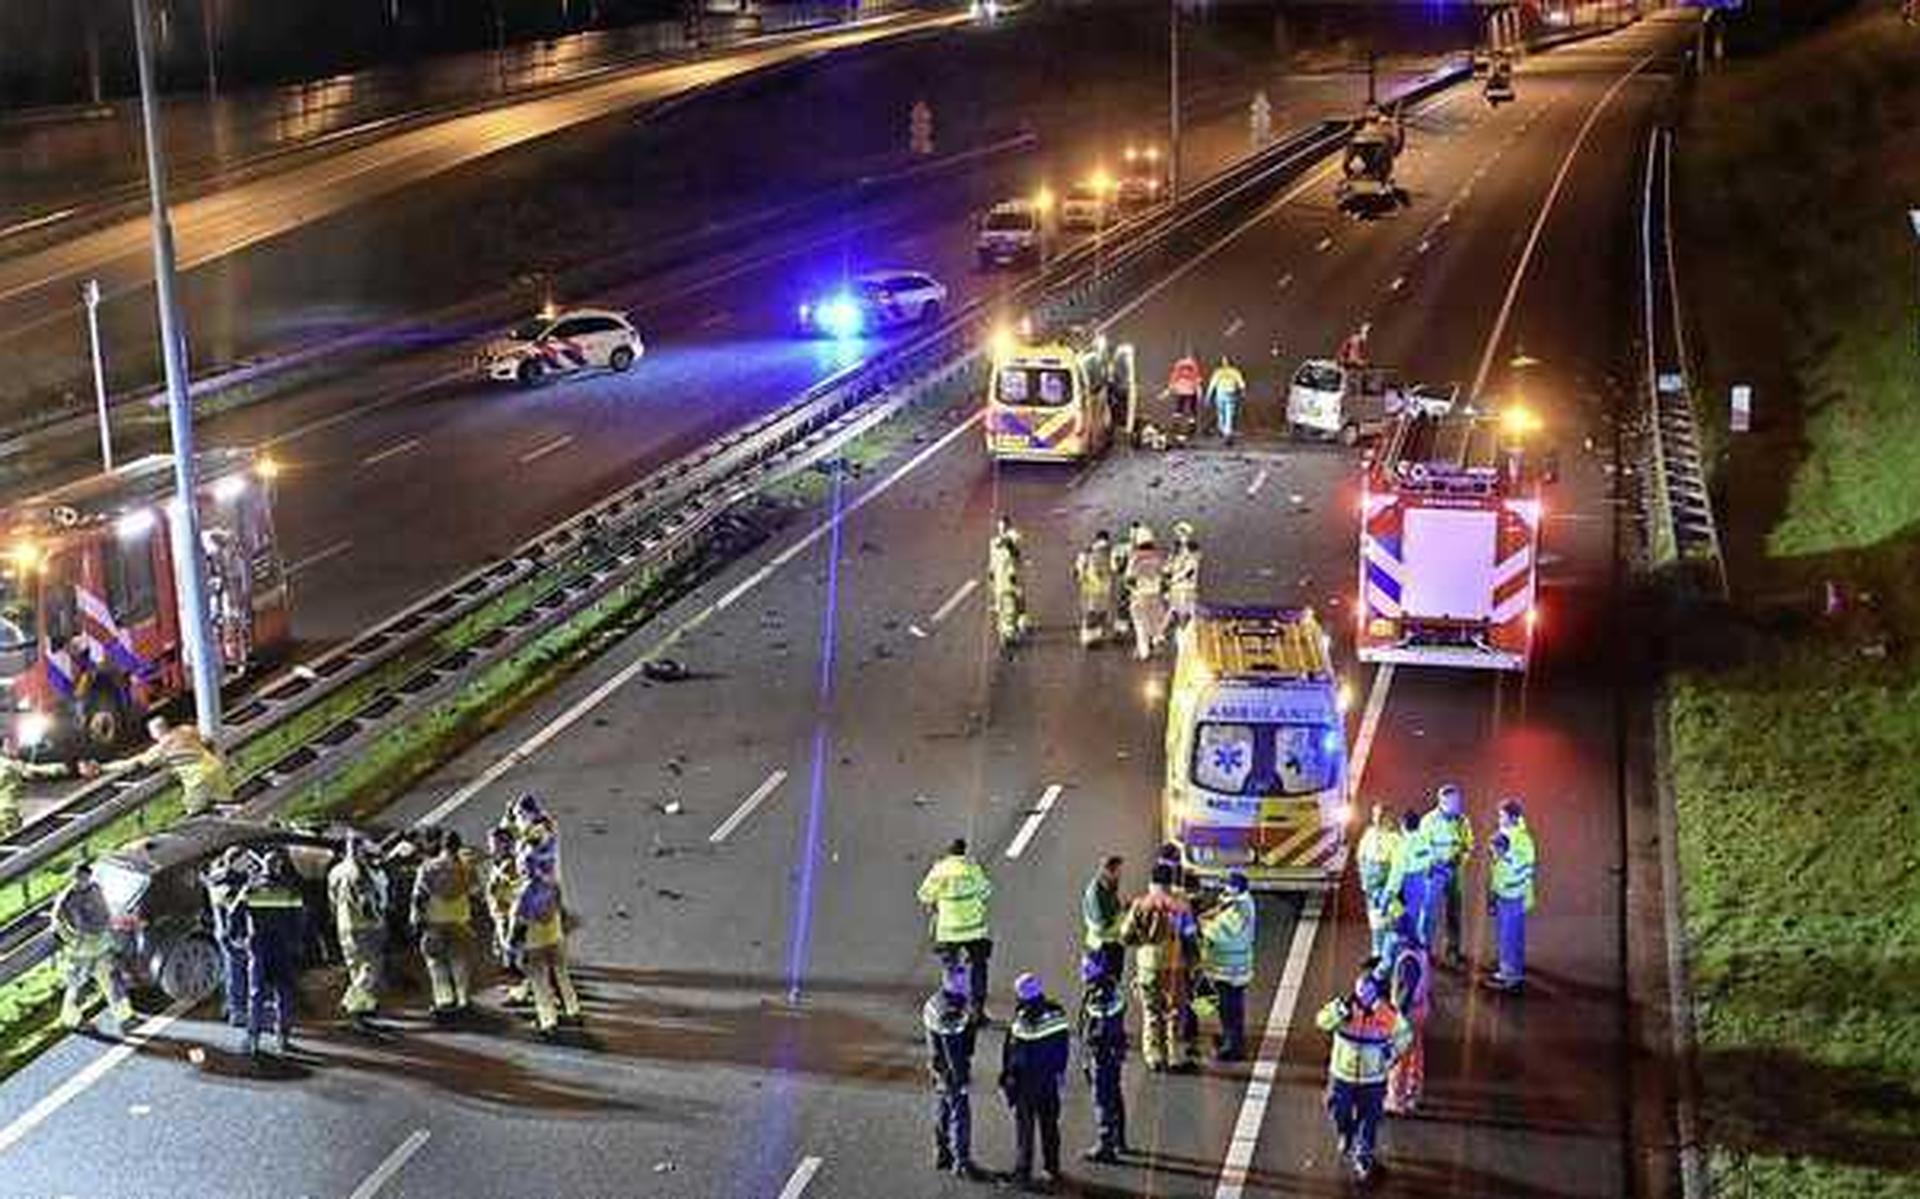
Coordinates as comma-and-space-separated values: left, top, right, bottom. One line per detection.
797, 270, 949, 338
478, 307, 644, 388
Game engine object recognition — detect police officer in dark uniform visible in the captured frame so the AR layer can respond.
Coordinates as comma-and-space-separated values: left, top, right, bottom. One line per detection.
235, 848, 307, 1057
1000, 972, 1072, 1191
924, 968, 987, 1181
201, 846, 253, 1027
1076, 954, 1131, 1164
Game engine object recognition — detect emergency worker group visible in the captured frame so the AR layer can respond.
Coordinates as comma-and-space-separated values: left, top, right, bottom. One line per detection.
48, 791, 586, 1058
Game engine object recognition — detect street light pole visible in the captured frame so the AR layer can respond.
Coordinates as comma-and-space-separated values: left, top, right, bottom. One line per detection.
1908, 210, 1920, 353
132, 0, 223, 740
1168, 0, 1182, 204
81, 279, 114, 472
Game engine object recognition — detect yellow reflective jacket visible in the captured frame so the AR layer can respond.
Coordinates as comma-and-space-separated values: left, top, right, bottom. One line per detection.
917, 854, 992, 944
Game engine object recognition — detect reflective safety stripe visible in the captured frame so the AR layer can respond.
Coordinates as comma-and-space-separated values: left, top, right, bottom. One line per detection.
1085, 990, 1127, 1021
923, 995, 970, 1036
1012, 1010, 1071, 1041
243, 886, 302, 910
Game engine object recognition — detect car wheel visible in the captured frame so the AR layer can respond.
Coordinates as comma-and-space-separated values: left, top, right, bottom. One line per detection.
81, 686, 132, 753
1339, 422, 1361, 447
516, 359, 543, 389
609, 345, 636, 373
157, 933, 222, 1005
920, 301, 942, 324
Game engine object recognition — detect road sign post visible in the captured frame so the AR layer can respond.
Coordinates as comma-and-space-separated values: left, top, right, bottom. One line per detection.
909, 100, 933, 157
1250, 90, 1272, 150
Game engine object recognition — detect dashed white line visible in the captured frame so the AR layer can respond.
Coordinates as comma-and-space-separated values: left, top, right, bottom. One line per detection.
288, 539, 353, 577
518, 434, 575, 464
0, 207, 77, 239
777, 1156, 824, 1199
1315, 235, 1334, 252
1004, 783, 1064, 860
1276, 273, 1294, 290
1417, 238, 1434, 255
930, 577, 979, 625
0, 1001, 191, 1159
1388, 275, 1407, 293
709, 768, 789, 844
1222, 316, 1245, 338
413, 410, 984, 827
360, 437, 420, 466
346, 1129, 431, 1199
1246, 468, 1269, 498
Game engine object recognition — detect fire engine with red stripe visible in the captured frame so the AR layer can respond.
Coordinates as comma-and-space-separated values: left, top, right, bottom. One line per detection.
477, 307, 644, 389
1357, 409, 1545, 671
0, 450, 291, 756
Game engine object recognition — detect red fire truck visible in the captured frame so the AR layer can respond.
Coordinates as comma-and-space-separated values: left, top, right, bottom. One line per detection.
1356, 410, 1544, 671
0, 449, 290, 756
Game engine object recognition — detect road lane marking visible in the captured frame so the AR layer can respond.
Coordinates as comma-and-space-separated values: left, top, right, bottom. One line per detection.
1004, 783, 1064, 860
1222, 316, 1245, 338
777, 1156, 824, 1199
360, 437, 420, 466
0, 207, 77, 240
0, 1001, 191, 1159
1315, 236, 1333, 252
710, 768, 789, 844
415, 410, 983, 827
1215, 894, 1324, 1199
1276, 273, 1293, 290
699, 310, 732, 329
347, 1128, 431, 1199
518, 433, 575, 464
1389, 275, 1407, 293
930, 578, 979, 625
1246, 468, 1268, 498
1418, 238, 1434, 254
1469, 49, 1655, 398
288, 539, 353, 577
268, 366, 469, 449
1214, 44, 1659, 1198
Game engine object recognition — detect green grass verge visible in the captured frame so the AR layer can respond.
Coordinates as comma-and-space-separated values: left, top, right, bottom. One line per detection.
1670, 10, 1920, 1196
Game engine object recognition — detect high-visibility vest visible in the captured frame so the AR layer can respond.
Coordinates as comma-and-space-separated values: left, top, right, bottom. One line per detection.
415, 856, 473, 928
1075, 550, 1114, 604
1492, 846, 1536, 909
1315, 997, 1409, 1084
1395, 826, 1436, 878
917, 855, 992, 944
1356, 825, 1399, 898
1201, 893, 1256, 985
1421, 808, 1474, 868
1081, 875, 1122, 949
516, 880, 564, 950
1168, 547, 1201, 600
329, 862, 385, 933
1207, 366, 1246, 399
1127, 548, 1166, 597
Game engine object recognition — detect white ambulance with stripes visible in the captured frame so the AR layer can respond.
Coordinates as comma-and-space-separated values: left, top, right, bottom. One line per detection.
1356, 410, 1544, 671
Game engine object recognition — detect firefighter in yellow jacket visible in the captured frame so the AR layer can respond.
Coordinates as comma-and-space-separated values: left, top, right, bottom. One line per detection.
93, 716, 234, 815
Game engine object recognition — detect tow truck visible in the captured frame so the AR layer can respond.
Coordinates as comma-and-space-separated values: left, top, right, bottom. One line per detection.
985, 322, 1136, 463
1163, 605, 1351, 889
0, 449, 291, 754
1356, 409, 1546, 671
1285, 358, 1458, 445
1336, 103, 1408, 217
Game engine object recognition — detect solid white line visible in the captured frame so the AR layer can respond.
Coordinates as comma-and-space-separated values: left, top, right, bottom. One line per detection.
288, 539, 353, 577
777, 1156, 824, 1199
709, 768, 789, 844
1468, 50, 1655, 399
0, 1001, 191, 1159
1004, 783, 1064, 860
0, 207, 76, 240
360, 437, 420, 466
1214, 894, 1324, 1199
415, 410, 983, 827
1349, 663, 1396, 783
518, 433, 575, 464
346, 1128, 431, 1199
1246, 469, 1269, 498
929, 577, 979, 625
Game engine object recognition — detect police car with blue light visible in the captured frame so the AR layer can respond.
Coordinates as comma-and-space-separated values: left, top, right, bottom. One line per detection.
477, 307, 644, 388
796, 270, 949, 338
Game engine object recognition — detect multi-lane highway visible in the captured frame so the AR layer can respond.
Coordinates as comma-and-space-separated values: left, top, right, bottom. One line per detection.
0, 13, 1692, 1198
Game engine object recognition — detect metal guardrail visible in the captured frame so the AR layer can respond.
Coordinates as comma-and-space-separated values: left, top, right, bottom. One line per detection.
0, 61, 1469, 989
1640, 126, 1727, 596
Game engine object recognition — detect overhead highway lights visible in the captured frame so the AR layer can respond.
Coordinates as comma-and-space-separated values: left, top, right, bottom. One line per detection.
5, 542, 41, 572
213, 474, 249, 504
1089, 169, 1115, 195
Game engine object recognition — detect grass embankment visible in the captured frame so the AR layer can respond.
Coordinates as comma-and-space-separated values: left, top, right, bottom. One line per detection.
1672, 9, 1920, 1197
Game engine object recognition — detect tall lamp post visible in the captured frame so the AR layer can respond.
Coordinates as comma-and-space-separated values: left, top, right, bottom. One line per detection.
1168, 0, 1182, 204
132, 0, 223, 740
1909, 210, 1920, 352
82, 279, 114, 472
